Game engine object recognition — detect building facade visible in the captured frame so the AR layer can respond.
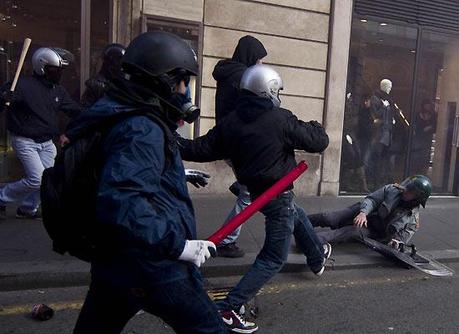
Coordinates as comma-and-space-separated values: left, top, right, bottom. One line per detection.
1, 0, 458, 196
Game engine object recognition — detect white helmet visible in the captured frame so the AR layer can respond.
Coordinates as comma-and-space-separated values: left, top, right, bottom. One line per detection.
240, 64, 283, 107
32, 47, 73, 75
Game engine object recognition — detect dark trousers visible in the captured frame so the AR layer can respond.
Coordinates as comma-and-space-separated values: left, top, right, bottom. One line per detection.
218, 192, 324, 311
308, 203, 383, 244
74, 274, 228, 334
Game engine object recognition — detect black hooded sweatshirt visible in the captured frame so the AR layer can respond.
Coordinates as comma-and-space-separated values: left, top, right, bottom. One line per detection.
212, 35, 267, 123
179, 92, 329, 198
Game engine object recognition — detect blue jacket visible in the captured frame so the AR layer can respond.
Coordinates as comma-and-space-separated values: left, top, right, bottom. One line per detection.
67, 96, 198, 285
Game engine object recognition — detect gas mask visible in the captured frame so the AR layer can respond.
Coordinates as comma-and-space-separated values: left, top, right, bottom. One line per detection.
168, 92, 200, 124
164, 71, 200, 123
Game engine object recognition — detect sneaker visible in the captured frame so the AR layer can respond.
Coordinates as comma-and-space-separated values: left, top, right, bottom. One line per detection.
216, 243, 245, 258
0, 206, 6, 220
312, 243, 332, 276
219, 309, 258, 333
16, 207, 42, 220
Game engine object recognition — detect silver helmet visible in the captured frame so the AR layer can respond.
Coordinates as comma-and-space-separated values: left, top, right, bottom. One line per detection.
32, 47, 72, 75
240, 64, 283, 107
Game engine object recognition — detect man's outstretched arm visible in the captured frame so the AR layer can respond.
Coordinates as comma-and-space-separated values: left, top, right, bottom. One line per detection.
178, 126, 226, 162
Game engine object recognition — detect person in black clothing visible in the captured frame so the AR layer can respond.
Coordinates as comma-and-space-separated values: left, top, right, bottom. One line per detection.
81, 43, 126, 108
411, 99, 436, 174
179, 64, 331, 333
204, 35, 267, 258
213, 35, 267, 123
0, 47, 80, 220
340, 93, 369, 193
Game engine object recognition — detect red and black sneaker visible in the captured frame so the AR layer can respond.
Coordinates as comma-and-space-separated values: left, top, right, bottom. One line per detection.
219, 309, 258, 333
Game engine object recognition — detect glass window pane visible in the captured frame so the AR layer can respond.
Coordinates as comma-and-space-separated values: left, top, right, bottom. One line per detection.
410, 31, 459, 193
90, 0, 110, 78
340, 18, 417, 193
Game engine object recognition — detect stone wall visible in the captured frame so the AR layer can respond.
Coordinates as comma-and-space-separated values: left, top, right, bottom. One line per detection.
140, 0, 351, 195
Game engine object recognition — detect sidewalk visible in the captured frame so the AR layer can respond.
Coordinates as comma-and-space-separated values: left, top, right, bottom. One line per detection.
1, 196, 458, 291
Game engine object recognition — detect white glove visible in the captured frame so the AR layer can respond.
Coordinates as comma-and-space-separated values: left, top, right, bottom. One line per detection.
178, 240, 216, 267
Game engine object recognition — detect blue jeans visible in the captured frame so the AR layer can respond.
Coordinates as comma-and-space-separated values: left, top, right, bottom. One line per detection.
220, 183, 251, 245
218, 191, 324, 311
74, 273, 227, 334
0, 135, 56, 213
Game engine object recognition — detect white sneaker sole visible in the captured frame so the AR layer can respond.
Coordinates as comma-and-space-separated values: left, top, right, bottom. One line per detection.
314, 266, 325, 276
230, 326, 259, 333
324, 243, 332, 260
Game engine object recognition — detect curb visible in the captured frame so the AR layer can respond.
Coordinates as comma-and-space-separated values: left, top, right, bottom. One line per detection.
1, 250, 458, 292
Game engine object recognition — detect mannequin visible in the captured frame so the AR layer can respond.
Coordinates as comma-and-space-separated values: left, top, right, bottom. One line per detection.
380, 79, 392, 95
366, 78, 395, 188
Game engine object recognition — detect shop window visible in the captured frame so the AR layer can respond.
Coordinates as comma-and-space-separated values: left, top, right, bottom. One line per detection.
411, 31, 459, 193
143, 16, 202, 139
340, 18, 417, 194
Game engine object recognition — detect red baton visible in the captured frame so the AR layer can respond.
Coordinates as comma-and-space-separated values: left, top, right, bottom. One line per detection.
207, 161, 308, 246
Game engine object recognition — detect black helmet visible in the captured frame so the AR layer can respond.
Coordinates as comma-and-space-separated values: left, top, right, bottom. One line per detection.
400, 175, 432, 208
122, 31, 198, 95
101, 43, 125, 80
102, 43, 125, 61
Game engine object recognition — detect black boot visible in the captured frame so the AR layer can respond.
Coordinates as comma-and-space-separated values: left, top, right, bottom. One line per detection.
216, 243, 245, 258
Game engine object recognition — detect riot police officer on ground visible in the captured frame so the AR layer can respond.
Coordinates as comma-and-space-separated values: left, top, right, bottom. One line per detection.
310, 175, 433, 248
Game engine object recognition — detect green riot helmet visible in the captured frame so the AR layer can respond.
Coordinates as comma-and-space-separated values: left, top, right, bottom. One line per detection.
400, 175, 432, 208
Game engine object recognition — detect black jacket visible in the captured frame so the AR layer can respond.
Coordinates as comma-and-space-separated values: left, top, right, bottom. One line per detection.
1, 75, 81, 142
179, 94, 329, 197
212, 35, 267, 123
370, 89, 394, 147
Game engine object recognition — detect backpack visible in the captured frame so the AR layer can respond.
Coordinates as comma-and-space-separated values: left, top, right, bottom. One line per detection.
41, 110, 173, 262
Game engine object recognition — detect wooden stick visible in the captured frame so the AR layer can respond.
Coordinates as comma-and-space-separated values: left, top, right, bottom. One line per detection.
6, 37, 32, 106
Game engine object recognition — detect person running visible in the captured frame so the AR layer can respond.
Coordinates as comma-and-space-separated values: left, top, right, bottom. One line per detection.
0, 47, 80, 220
71, 31, 226, 334
179, 64, 331, 333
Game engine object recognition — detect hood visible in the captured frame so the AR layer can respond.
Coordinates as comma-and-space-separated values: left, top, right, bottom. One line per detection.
232, 35, 267, 67
236, 91, 274, 123
66, 78, 174, 140
212, 35, 267, 82
212, 60, 247, 82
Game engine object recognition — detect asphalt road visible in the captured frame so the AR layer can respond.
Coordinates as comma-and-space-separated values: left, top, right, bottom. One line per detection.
1, 262, 458, 334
